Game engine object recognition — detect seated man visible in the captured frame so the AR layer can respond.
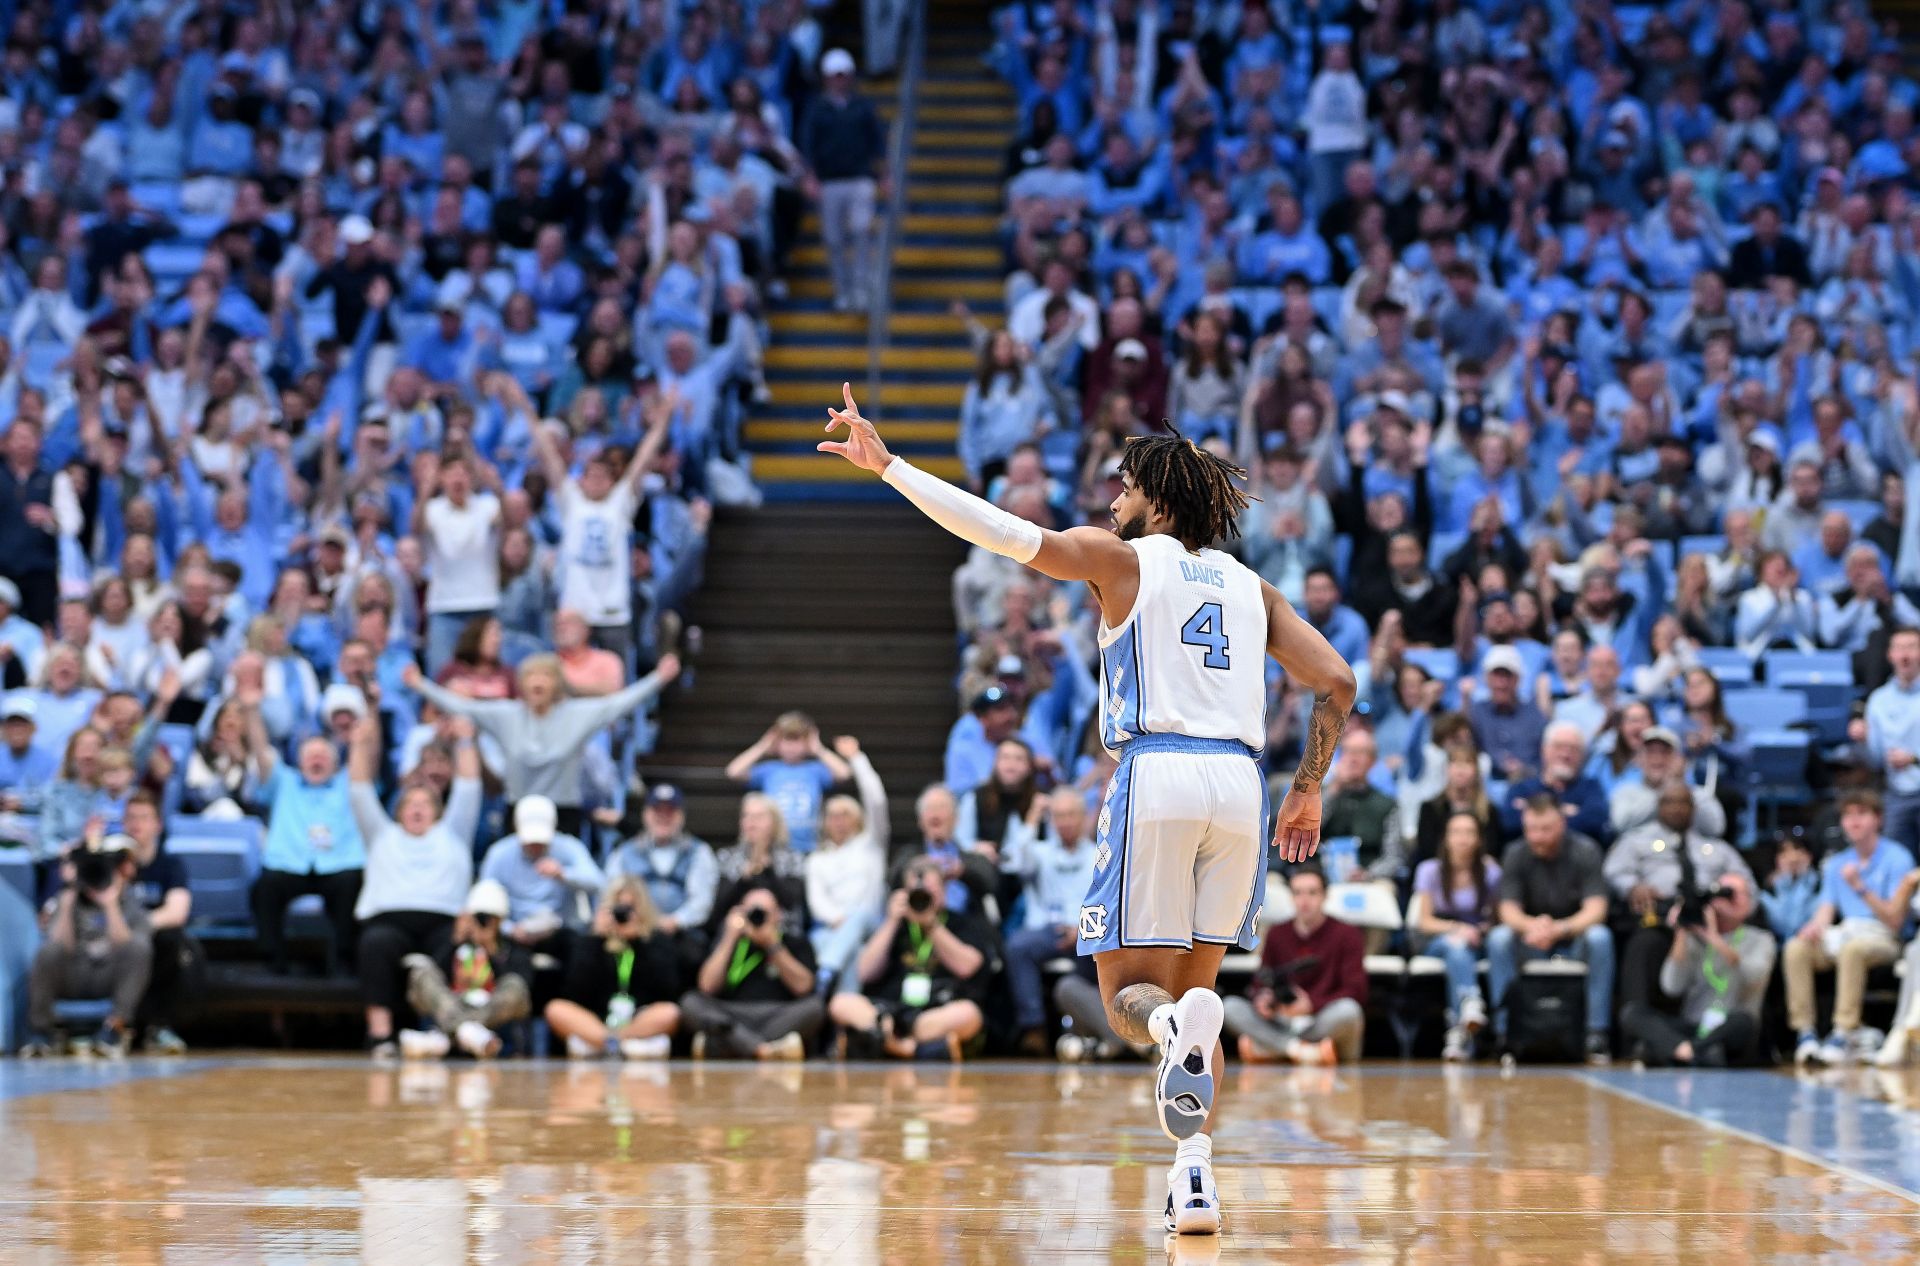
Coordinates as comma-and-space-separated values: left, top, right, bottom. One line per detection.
1318, 728, 1403, 884
1619, 873, 1774, 1067
1602, 783, 1753, 1024
1223, 865, 1367, 1065
605, 784, 719, 952
0, 695, 56, 818
1503, 722, 1610, 842
1487, 793, 1614, 1063
1609, 726, 1727, 839
678, 883, 824, 1059
478, 794, 604, 983
20, 834, 152, 1057
828, 854, 994, 1060
1785, 789, 1915, 1067
1466, 645, 1549, 784
121, 791, 196, 1054
1001, 786, 1101, 1054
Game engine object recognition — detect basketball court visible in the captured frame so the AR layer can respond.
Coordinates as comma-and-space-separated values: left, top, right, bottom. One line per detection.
3, 1058, 1917, 1262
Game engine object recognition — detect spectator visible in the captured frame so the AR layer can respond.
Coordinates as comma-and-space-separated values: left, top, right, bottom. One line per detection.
723, 712, 851, 855
551, 609, 628, 698
798, 49, 886, 311
249, 715, 366, 977
0, 696, 55, 814
543, 876, 681, 1060
1488, 794, 1614, 1064
0, 419, 61, 629
404, 652, 678, 842
805, 737, 889, 987
1224, 866, 1367, 1065
945, 686, 1024, 793
1317, 729, 1403, 883
955, 737, 1042, 862
346, 712, 482, 1060
897, 783, 998, 916
1411, 811, 1502, 1062
1549, 645, 1627, 747
1503, 722, 1610, 842
1866, 626, 1920, 852
679, 883, 823, 1059
1758, 831, 1822, 941
438, 617, 516, 700
606, 784, 719, 946
395, 879, 533, 1060
829, 854, 993, 1060
1603, 783, 1753, 1036
477, 795, 604, 972
414, 455, 502, 676
1785, 790, 1914, 1067
1609, 726, 1728, 840
1466, 646, 1549, 784
119, 790, 196, 1055
1413, 748, 1495, 869
710, 793, 809, 932
1002, 787, 1100, 1054
1620, 873, 1774, 1068
20, 834, 150, 1057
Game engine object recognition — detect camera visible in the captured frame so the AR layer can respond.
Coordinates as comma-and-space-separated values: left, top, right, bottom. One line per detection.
907, 888, 935, 914
1676, 883, 1732, 930
73, 845, 123, 894
745, 906, 769, 928
610, 904, 636, 924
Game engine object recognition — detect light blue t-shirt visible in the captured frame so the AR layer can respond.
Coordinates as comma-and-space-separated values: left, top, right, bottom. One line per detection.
260, 763, 366, 875
748, 759, 838, 854
1822, 839, 1917, 928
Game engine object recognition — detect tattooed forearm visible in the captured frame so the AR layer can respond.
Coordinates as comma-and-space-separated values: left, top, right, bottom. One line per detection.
1292, 692, 1351, 792
1107, 982, 1174, 1045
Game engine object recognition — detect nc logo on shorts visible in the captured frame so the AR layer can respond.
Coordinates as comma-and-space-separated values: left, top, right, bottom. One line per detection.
1079, 904, 1109, 940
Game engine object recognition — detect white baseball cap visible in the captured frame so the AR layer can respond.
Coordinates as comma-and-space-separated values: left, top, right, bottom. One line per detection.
321, 683, 367, 718
1481, 645, 1526, 678
821, 48, 856, 77
466, 879, 511, 920
514, 795, 558, 845
340, 214, 374, 246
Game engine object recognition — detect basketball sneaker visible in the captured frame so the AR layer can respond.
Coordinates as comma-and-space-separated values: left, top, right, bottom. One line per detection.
399, 1029, 452, 1060
1152, 988, 1224, 1143
1164, 1157, 1222, 1235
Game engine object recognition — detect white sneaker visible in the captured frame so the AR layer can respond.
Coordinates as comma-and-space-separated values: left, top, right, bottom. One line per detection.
1874, 1027, 1909, 1069
1154, 989, 1224, 1143
398, 1029, 450, 1060
766, 1032, 805, 1061
566, 1035, 601, 1060
620, 1034, 671, 1060
1442, 1025, 1472, 1063
1164, 1158, 1222, 1235
1794, 1033, 1823, 1066
455, 1021, 499, 1059
1055, 1034, 1088, 1064
1459, 992, 1488, 1033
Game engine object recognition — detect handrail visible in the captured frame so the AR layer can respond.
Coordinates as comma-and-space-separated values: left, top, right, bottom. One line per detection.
866, 0, 925, 412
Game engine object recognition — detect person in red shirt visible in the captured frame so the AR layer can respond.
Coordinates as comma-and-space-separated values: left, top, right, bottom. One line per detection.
1224, 865, 1368, 1064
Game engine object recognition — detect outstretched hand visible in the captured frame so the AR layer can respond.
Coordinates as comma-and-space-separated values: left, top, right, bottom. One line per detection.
1272, 787, 1322, 864
818, 382, 896, 474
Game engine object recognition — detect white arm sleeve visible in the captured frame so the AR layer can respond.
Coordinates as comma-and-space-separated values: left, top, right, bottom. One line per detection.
882, 458, 1043, 564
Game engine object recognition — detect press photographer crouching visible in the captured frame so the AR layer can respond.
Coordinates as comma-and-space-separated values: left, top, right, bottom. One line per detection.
1618, 872, 1775, 1067
679, 884, 824, 1059
20, 833, 152, 1057
829, 855, 994, 1060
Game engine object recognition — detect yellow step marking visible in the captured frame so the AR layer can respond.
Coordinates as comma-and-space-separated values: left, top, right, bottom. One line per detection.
769, 379, 965, 407
753, 453, 967, 482
748, 419, 958, 443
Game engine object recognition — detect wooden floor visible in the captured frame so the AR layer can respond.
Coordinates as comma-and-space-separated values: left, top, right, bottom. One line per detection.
3, 1058, 1919, 1263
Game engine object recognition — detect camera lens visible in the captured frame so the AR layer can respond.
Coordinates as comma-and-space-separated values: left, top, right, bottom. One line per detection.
610, 904, 635, 923
745, 907, 769, 927
907, 888, 934, 914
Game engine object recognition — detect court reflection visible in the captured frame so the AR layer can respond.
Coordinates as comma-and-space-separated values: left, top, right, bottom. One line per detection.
2, 1060, 1919, 1262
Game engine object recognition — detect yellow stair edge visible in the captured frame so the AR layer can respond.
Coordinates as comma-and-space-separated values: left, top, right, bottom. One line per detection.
910, 154, 1005, 175
770, 380, 964, 407
894, 278, 1005, 301
754, 453, 966, 482
767, 343, 979, 370
907, 183, 1004, 205
917, 81, 1016, 101
748, 419, 959, 443
916, 104, 1020, 124
915, 127, 1013, 147
901, 212, 1002, 233
791, 243, 1002, 269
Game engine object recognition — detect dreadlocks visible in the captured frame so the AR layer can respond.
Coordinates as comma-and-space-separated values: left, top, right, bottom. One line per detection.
1117, 432, 1253, 549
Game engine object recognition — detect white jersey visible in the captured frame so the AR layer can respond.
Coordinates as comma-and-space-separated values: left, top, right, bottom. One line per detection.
1097, 534, 1268, 754
556, 480, 636, 627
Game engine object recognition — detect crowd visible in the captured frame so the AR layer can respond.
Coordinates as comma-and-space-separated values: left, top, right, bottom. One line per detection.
11, 0, 1920, 1072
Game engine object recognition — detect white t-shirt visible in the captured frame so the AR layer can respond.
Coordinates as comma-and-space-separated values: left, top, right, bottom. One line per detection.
423, 493, 502, 613
556, 481, 636, 626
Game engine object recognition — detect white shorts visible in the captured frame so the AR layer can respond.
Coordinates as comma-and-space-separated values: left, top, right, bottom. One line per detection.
1076, 735, 1268, 955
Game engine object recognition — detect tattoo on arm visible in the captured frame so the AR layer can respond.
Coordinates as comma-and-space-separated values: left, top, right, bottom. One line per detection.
1107, 982, 1174, 1045
1292, 692, 1349, 793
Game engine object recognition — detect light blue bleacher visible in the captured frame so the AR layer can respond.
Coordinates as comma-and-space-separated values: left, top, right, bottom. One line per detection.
1679, 534, 1726, 558
1403, 647, 1461, 708
1695, 645, 1756, 688
1763, 650, 1854, 745
168, 815, 264, 935
537, 311, 580, 348
1724, 687, 1810, 736
1740, 727, 1814, 837
143, 241, 206, 289
1427, 531, 1466, 573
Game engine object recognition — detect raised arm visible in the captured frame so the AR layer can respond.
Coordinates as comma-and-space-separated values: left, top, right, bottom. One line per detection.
623, 390, 676, 494
1262, 579, 1358, 864
527, 410, 571, 492
346, 713, 393, 842
819, 382, 1138, 592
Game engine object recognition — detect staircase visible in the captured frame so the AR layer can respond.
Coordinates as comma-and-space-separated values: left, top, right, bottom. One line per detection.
746, 0, 1013, 499
643, 503, 969, 843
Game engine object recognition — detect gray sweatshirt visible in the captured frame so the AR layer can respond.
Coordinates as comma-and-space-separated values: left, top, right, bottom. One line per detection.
1658, 924, 1777, 1026
411, 674, 666, 807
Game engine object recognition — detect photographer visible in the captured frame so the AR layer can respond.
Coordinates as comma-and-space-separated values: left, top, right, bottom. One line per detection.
1619, 873, 1773, 1067
1602, 783, 1753, 1029
1223, 865, 1367, 1065
828, 855, 994, 1060
121, 790, 199, 1054
396, 879, 533, 1060
542, 876, 681, 1059
20, 833, 152, 1057
678, 884, 823, 1059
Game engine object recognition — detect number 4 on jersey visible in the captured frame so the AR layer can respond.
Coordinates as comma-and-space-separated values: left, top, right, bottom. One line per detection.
1180, 602, 1231, 669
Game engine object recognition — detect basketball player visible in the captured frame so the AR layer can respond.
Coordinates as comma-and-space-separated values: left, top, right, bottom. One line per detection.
820, 384, 1355, 1236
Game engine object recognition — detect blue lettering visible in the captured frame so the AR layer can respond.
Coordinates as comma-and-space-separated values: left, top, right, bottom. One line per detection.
1180, 561, 1226, 589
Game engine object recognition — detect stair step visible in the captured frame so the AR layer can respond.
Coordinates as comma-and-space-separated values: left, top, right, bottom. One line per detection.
909, 153, 1006, 175
917, 81, 1015, 102
901, 212, 1002, 234
905, 183, 1003, 205
747, 452, 966, 482
747, 419, 957, 444
770, 378, 966, 408
916, 103, 1020, 125
913, 126, 1013, 150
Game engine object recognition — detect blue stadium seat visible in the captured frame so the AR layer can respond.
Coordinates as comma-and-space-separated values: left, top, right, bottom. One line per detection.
52, 998, 113, 1030
1695, 646, 1755, 688
1740, 728, 1813, 838
1827, 500, 1880, 534
143, 241, 206, 287
1403, 647, 1459, 683
1723, 688, 1809, 736
1762, 650, 1851, 684
0, 848, 31, 906
1679, 535, 1725, 558
170, 821, 264, 931
1428, 531, 1466, 573
1764, 651, 1853, 745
